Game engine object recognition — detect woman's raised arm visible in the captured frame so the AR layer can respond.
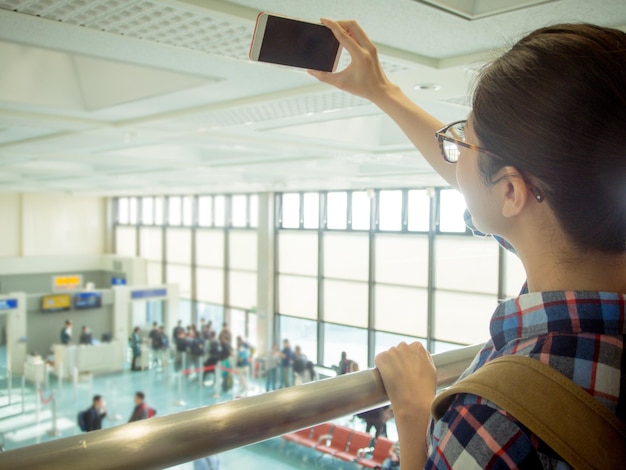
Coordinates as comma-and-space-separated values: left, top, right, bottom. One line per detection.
308, 19, 458, 189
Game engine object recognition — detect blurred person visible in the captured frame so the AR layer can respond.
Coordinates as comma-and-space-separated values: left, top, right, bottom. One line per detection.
382, 441, 400, 470
280, 339, 294, 388
128, 391, 155, 422
149, 323, 164, 368
265, 343, 281, 391
189, 329, 205, 378
79, 326, 93, 345
172, 320, 184, 344
60, 320, 72, 345
311, 19, 626, 468
203, 331, 221, 384
337, 351, 353, 375
83, 395, 107, 432
292, 345, 308, 385
303, 360, 317, 383
158, 326, 169, 368
130, 326, 142, 371
236, 336, 250, 392
175, 328, 189, 372
218, 322, 233, 359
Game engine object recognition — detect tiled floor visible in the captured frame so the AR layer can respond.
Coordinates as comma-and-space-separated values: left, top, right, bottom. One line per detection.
0, 354, 397, 469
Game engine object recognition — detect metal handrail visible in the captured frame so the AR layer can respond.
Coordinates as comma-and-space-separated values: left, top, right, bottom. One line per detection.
0, 343, 482, 470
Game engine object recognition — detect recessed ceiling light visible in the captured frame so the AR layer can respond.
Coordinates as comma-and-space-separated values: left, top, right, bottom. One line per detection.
413, 83, 441, 91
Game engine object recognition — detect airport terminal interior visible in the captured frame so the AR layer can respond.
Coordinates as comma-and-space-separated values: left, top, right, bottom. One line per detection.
0, 0, 624, 468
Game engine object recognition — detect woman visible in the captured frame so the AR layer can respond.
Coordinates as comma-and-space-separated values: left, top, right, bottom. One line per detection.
310, 20, 625, 468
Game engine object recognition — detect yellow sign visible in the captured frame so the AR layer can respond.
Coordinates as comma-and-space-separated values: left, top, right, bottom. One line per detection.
53, 275, 82, 291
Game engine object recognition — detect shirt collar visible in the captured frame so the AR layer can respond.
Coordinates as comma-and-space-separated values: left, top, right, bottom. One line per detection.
490, 290, 626, 350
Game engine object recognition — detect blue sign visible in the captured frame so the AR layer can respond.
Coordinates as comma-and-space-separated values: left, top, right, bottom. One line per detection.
131, 288, 167, 300
111, 277, 127, 286
0, 298, 18, 310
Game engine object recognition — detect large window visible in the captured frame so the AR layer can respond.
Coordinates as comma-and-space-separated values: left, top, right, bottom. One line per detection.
114, 194, 259, 336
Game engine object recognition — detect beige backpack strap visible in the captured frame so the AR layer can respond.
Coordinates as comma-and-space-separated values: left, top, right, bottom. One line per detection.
431, 355, 626, 470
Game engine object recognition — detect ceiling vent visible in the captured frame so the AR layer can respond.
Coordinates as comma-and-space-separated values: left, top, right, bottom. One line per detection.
417, 0, 560, 20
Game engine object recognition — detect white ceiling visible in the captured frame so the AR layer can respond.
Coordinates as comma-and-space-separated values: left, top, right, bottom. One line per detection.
0, 0, 624, 196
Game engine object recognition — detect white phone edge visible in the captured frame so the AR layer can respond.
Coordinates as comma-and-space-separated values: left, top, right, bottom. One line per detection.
248, 12, 342, 72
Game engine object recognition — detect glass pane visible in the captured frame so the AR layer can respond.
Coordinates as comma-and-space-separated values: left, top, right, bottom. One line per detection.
327, 192, 347, 229
432, 340, 466, 354
146, 261, 163, 285
168, 196, 182, 226
375, 234, 428, 287
166, 264, 192, 298
408, 190, 430, 232
229, 230, 257, 271
379, 190, 402, 231
154, 197, 164, 225
166, 228, 192, 264
323, 323, 367, 370
228, 270, 257, 309
375, 331, 426, 357
178, 299, 193, 327
230, 308, 247, 343
435, 236, 499, 294
280, 316, 318, 365
198, 196, 213, 227
323, 232, 369, 281
434, 291, 496, 344
139, 227, 163, 261
323, 280, 368, 328
231, 195, 247, 228
303, 192, 319, 229
278, 275, 317, 319
115, 226, 136, 256
214, 195, 226, 227
197, 303, 225, 331
142, 197, 154, 225
249, 195, 259, 228
278, 232, 318, 276
248, 312, 257, 346
196, 267, 224, 304
129, 198, 138, 224
281, 193, 300, 229
439, 189, 467, 233
117, 198, 129, 224
505, 250, 527, 298
196, 230, 224, 268
351, 191, 371, 230
375, 285, 427, 337
182, 196, 193, 226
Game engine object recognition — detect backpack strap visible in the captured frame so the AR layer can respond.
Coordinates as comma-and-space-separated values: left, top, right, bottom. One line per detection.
431, 355, 626, 470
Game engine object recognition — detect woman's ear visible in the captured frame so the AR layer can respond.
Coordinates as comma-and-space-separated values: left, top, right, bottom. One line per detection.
497, 167, 530, 218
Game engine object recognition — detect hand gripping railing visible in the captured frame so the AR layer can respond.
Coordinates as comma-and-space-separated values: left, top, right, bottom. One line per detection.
0, 343, 482, 470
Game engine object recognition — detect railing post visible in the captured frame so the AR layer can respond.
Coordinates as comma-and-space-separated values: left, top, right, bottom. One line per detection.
20, 375, 24, 414
7, 368, 12, 406
174, 353, 186, 407
46, 392, 60, 437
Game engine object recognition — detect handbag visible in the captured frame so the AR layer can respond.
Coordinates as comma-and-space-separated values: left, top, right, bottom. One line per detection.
432, 355, 626, 470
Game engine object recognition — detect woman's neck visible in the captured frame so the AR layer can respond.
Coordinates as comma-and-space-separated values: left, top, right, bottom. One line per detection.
518, 240, 626, 294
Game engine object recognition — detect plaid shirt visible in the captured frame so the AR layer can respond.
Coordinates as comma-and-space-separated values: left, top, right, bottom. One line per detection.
426, 289, 626, 469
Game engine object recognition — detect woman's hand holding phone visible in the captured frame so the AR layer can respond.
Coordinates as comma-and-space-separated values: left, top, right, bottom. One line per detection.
308, 19, 397, 105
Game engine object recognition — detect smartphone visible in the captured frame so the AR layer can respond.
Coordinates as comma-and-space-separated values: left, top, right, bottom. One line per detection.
249, 13, 342, 72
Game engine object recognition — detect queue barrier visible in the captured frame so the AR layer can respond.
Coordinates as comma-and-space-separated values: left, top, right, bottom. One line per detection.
0, 343, 483, 470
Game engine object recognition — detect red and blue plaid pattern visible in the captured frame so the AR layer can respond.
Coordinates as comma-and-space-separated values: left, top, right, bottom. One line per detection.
426, 290, 626, 469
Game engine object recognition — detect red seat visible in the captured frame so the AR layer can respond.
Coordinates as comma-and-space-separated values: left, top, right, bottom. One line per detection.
334, 430, 373, 462
357, 437, 394, 468
297, 423, 334, 448
283, 427, 312, 444
316, 425, 353, 456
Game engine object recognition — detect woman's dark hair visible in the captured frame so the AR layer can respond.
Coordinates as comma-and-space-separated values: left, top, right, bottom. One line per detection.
472, 23, 625, 253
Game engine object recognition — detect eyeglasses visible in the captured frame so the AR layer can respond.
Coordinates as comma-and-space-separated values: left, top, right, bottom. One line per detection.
435, 120, 545, 202
435, 120, 497, 164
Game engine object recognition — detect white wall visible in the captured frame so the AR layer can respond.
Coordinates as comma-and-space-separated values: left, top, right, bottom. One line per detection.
0, 192, 109, 257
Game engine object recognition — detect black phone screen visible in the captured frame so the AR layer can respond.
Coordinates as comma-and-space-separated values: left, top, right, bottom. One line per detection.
259, 16, 340, 72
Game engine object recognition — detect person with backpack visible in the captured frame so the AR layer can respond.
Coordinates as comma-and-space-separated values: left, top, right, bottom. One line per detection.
149, 322, 162, 368
158, 326, 169, 369
78, 395, 107, 432
189, 330, 205, 378
203, 331, 220, 384
128, 391, 155, 422
311, 19, 626, 468
129, 326, 142, 371
292, 345, 307, 386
